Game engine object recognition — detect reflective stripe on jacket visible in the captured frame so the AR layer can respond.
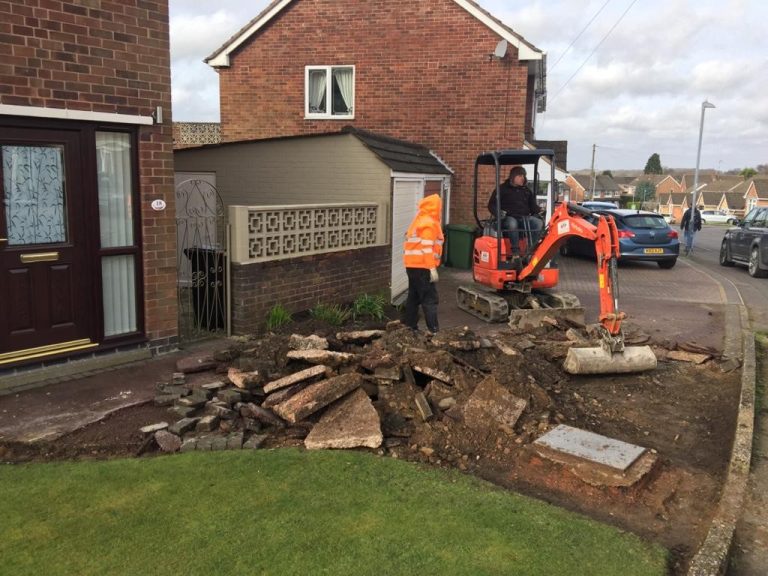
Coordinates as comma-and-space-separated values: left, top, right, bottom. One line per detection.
403, 194, 444, 269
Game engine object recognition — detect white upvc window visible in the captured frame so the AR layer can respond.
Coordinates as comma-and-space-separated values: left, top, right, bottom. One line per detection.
305, 65, 354, 119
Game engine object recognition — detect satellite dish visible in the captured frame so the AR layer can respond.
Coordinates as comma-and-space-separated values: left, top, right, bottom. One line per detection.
494, 39, 508, 59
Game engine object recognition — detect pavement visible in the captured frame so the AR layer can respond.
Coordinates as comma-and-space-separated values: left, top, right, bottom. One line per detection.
0, 259, 761, 576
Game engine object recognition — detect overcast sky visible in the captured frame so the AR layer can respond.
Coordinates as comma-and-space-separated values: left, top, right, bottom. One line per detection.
169, 0, 767, 172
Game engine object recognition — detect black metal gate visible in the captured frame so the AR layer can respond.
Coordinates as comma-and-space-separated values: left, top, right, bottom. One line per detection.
175, 178, 227, 342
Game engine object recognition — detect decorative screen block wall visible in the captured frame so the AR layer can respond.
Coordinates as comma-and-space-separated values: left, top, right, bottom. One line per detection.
229, 203, 385, 264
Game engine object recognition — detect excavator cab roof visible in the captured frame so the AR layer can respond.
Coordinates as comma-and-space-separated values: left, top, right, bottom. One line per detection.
475, 149, 555, 166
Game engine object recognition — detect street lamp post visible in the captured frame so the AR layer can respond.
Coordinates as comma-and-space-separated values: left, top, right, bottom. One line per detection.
689, 100, 715, 253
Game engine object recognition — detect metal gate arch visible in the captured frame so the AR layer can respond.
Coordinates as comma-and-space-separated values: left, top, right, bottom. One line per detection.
175, 177, 228, 342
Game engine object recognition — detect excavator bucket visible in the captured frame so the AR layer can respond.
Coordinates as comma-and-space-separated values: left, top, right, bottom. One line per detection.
563, 344, 657, 375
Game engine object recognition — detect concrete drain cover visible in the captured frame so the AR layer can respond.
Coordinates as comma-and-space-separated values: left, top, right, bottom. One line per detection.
534, 424, 646, 471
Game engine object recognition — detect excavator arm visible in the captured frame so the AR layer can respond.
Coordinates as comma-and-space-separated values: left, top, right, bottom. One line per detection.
517, 202, 626, 340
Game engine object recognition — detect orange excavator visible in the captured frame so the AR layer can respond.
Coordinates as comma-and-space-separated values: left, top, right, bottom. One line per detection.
456, 149, 657, 375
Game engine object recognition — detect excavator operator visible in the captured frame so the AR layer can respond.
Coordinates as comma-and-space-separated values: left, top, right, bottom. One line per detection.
487, 166, 543, 261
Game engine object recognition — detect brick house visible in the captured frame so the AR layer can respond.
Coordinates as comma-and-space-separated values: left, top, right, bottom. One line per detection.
565, 174, 621, 203
0, 0, 176, 376
204, 0, 549, 225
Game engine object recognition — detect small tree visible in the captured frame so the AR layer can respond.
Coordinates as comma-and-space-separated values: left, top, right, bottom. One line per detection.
740, 167, 757, 179
636, 181, 656, 207
644, 153, 663, 175
601, 169, 613, 178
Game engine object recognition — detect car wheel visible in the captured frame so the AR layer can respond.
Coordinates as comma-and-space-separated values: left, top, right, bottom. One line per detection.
748, 247, 768, 278
719, 240, 734, 267
700, 218, 707, 225
727, 218, 738, 225
559, 243, 571, 257
658, 259, 676, 269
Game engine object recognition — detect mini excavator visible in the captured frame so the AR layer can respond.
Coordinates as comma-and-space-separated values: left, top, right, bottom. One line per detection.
456, 149, 657, 375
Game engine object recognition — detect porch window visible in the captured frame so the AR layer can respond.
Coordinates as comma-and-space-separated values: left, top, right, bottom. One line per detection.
96, 131, 138, 337
305, 66, 354, 119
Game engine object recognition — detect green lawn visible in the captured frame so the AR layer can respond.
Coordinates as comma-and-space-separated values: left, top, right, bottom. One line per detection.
0, 450, 667, 575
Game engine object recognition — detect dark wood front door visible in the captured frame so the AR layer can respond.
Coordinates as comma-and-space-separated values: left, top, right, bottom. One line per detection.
0, 127, 96, 364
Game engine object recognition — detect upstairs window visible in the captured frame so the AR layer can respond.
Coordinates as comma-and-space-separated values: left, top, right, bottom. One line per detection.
305, 66, 354, 119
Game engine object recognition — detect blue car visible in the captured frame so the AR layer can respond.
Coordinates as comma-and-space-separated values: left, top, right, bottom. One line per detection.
559, 209, 680, 268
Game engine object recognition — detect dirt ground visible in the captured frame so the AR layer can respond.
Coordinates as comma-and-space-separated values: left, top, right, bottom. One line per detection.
0, 312, 740, 575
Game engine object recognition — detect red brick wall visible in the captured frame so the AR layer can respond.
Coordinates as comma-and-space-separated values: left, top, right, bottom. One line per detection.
231, 247, 391, 334
217, 0, 535, 225
0, 0, 176, 347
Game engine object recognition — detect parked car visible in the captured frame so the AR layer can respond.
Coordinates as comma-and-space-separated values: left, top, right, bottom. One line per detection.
719, 206, 768, 277
580, 201, 619, 210
700, 209, 739, 225
560, 209, 680, 268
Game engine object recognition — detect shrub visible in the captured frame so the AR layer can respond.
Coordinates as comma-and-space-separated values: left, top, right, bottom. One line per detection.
266, 304, 292, 331
310, 303, 351, 326
351, 293, 387, 321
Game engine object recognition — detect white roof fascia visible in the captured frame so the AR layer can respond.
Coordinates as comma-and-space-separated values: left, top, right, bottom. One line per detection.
451, 0, 541, 61
207, 0, 541, 69
207, 0, 293, 68
0, 104, 153, 125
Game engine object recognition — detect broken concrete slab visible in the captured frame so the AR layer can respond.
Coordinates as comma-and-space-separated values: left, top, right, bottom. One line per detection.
227, 367, 264, 390
240, 402, 286, 428
373, 365, 402, 381
286, 349, 357, 367
262, 383, 305, 409
175, 354, 217, 374
304, 388, 383, 450
168, 417, 200, 436
414, 392, 433, 421
196, 415, 220, 432
412, 365, 452, 385
667, 350, 711, 364
273, 373, 363, 424
493, 340, 520, 356
533, 424, 657, 487
335, 330, 384, 344
263, 365, 329, 394
289, 334, 329, 351
139, 422, 168, 435
463, 376, 527, 432
155, 430, 182, 453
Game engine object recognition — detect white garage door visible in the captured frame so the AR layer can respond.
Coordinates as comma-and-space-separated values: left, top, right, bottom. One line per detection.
391, 179, 423, 302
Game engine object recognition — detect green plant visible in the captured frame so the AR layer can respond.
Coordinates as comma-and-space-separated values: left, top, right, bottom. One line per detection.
310, 302, 351, 326
266, 303, 292, 330
351, 293, 387, 321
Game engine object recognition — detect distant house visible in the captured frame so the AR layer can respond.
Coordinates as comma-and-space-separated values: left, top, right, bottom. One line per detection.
630, 174, 681, 198
565, 174, 621, 202
0, 1, 176, 375
204, 0, 554, 224
657, 192, 688, 222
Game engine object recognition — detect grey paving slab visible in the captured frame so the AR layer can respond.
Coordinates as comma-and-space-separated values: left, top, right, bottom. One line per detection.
534, 424, 646, 472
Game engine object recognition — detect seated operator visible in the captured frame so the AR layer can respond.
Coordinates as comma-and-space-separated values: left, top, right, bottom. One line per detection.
487, 166, 543, 259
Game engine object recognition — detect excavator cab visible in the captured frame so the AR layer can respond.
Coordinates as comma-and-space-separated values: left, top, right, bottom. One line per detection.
471, 149, 559, 291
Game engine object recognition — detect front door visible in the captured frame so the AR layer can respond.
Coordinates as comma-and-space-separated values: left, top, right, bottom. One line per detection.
0, 128, 96, 364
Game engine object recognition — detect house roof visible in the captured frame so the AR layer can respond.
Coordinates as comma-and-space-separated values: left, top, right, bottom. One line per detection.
173, 126, 452, 176
340, 126, 452, 175
700, 191, 723, 205
722, 191, 746, 210
570, 173, 620, 192
205, 0, 543, 67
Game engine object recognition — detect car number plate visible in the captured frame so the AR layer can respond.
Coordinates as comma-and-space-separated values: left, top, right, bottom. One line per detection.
644, 248, 664, 254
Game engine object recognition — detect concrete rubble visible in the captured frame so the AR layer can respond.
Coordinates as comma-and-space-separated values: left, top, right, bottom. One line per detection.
143, 323, 727, 483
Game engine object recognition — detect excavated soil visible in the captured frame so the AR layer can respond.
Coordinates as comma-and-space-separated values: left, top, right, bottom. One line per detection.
0, 316, 741, 574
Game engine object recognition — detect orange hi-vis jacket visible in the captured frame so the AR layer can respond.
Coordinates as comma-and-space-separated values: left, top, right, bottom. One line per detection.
403, 194, 444, 269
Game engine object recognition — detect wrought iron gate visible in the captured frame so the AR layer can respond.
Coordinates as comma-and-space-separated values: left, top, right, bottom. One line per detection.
175, 178, 227, 342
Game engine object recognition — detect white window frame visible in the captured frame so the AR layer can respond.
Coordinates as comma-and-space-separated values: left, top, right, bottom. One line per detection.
305, 65, 355, 119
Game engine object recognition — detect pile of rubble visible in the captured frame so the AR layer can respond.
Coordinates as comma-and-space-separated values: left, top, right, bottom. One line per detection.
141, 319, 728, 475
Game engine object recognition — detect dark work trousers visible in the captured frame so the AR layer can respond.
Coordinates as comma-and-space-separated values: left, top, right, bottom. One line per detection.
404, 267, 439, 333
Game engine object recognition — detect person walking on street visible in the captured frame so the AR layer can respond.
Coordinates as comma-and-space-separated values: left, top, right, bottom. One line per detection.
680, 206, 702, 255
403, 194, 444, 335
487, 166, 542, 263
